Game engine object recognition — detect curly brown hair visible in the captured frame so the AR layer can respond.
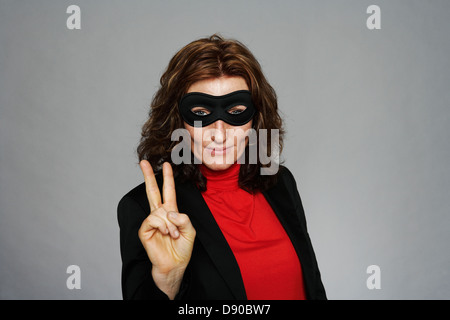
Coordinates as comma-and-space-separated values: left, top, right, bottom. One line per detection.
137, 34, 285, 192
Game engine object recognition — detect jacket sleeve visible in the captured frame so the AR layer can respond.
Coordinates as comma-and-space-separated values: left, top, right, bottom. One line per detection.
117, 194, 170, 300
281, 167, 327, 300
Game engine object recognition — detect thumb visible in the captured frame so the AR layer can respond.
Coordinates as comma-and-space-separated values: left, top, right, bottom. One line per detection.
167, 212, 196, 238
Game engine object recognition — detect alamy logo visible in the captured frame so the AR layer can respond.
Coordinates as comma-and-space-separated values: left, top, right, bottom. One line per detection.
171, 123, 280, 175
66, 5, 81, 30
66, 265, 81, 290
366, 5, 381, 30
366, 265, 381, 289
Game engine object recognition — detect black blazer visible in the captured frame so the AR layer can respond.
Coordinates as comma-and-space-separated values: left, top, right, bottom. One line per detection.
117, 165, 326, 300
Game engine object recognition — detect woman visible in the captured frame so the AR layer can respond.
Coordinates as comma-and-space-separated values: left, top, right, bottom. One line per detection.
117, 34, 326, 300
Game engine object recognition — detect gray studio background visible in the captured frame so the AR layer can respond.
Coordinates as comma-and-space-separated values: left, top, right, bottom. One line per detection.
1, 0, 449, 299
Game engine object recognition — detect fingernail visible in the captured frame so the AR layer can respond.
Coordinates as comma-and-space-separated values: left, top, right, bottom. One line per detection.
173, 230, 180, 238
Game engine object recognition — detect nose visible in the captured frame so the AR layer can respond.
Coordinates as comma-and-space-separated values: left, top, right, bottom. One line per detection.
210, 120, 227, 143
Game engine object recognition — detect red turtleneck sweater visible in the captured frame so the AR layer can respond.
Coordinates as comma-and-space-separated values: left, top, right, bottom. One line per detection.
199, 163, 306, 300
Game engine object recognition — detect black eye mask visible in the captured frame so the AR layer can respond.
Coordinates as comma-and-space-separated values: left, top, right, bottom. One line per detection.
179, 90, 256, 127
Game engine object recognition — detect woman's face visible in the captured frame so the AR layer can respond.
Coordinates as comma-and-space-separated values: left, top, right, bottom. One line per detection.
183, 76, 253, 171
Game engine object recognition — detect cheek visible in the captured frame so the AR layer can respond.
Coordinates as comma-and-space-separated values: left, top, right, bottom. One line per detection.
241, 120, 253, 133
184, 124, 202, 143
233, 121, 253, 144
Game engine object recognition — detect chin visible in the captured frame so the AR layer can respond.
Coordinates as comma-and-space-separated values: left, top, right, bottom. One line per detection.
201, 147, 244, 170
202, 162, 234, 171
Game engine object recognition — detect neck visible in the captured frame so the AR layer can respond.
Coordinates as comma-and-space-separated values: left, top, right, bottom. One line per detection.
199, 163, 241, 191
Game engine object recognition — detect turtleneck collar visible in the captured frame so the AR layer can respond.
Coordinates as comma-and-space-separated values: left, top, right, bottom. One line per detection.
199, 162, 241, 191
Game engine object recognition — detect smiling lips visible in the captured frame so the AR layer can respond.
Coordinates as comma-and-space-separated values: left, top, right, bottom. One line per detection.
206, 145, 231, 155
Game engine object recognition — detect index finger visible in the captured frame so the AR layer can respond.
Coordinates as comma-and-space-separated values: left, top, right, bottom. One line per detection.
139, 160, 162, 212
162, 162, 178, 212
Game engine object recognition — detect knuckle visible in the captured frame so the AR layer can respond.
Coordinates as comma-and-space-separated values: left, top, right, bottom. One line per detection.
150, 207, 166, 217
178, 213, 190, 225
146, 214, 164, 227
145, 214, 155, 223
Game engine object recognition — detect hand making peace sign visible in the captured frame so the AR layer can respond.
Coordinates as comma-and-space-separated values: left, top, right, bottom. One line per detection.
138, 160, 196, 299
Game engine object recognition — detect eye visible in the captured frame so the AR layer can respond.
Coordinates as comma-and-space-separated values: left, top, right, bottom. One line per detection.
191, 107, 210, 116
228, 105, 247, 115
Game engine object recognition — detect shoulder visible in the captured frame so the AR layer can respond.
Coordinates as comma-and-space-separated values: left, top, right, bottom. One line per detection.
117, 170, 165, 210
274, 165, 298, 190
117, 182, 149, 226
117, 171, 169, 223
118, 182, 147, 208
269, 165, 304, 208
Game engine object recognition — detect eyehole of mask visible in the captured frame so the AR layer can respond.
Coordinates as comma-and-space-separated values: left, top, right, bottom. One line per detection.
227, 105, 247, 115
190, 107, 210, 116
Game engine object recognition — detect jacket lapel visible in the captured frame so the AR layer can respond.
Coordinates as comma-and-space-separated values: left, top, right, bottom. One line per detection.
262, 176, 317, 300
175, 179, 247, 300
